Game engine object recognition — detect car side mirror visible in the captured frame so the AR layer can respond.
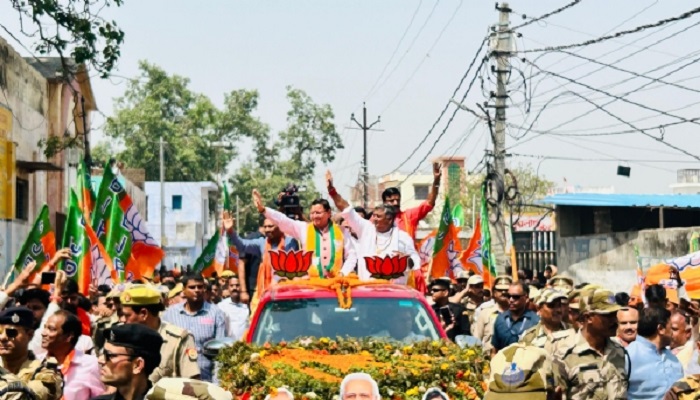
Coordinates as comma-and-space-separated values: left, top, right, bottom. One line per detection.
203, 337, 237, 358
455, 335, 481, 348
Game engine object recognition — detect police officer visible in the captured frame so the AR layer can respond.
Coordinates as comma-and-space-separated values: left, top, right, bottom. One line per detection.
473, 275, 512, 352
520, 288, 574, 353
144, 377, 233, 400
118, 286, 200, 382
552, 287, 628, 399
92, 324, 163, 400
93, 285, 126, 356
0, 307, 62, 400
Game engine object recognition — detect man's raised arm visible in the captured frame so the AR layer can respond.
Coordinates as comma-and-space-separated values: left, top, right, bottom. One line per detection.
325, 170, 350, 211
252, 189, 306, 240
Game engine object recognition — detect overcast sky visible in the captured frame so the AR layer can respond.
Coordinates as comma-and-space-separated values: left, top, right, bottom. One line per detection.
3, 0, 699, 198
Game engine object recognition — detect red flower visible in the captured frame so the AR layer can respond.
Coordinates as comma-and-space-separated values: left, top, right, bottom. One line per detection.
269, 250, 314, 278
364, 255, 410, 279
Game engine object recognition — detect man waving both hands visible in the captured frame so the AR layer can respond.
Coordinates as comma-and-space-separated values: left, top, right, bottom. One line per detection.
325, 170, 420, 283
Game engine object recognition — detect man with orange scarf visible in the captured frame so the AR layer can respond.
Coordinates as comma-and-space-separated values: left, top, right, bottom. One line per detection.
252, 189, 355, 279
222, 212, 299, 310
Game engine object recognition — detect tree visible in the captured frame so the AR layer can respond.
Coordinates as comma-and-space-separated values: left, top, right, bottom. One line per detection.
6, 0, 124, 77
229, 87, 343, 233
459, 163, 555, 229
103, 61, 266, 182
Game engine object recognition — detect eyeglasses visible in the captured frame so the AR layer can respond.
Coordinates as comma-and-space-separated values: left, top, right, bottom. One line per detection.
102, 350, 134, 363
430, 288, 446, 293
506, 294, 524, 300
0, 328, 18, 339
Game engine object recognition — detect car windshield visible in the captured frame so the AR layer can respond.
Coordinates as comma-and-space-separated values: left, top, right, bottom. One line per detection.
252, 297, 440, 345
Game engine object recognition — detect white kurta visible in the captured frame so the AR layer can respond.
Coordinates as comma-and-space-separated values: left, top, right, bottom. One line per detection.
340, 206, 420, 282
263, 207, 356, 275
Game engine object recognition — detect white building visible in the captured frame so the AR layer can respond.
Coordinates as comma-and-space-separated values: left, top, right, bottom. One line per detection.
670, 169, 700, 194
144, 181, 218, 268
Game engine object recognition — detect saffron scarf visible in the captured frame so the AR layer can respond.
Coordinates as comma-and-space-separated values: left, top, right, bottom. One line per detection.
250, 236, 286, 316
305, 222, 344, 278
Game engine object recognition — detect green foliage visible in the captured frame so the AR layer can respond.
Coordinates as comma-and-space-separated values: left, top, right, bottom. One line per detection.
229, 87, 342, 233
104, 61, 266, 182
460, 163, 555, 228
8, 0, 125, 77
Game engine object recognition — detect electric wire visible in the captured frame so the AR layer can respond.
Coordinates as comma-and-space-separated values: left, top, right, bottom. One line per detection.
509, 0, 584, 31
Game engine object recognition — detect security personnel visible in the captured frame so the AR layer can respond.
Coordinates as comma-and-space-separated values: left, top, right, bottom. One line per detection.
145, 377, 233, 400
92, 324, 163, 400
0, 307, 62, 400
0, 371, 37, 400
473, 275, 512, 352
520, 288, 574, 353
548, 274, 574, 293
552, 287, 628, 400
664, 374, 700, 400
93, 285, 126, 356
119, 286, 200, 382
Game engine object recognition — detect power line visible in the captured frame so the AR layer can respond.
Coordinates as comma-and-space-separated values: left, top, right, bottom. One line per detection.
509, 153, 694, 164
509, 0, 584, 31
517, 6, 700, 53
362, 0, 424, 101
385, 36, 489, 175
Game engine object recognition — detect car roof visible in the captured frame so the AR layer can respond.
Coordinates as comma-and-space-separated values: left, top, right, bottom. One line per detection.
266, 282, 423, 301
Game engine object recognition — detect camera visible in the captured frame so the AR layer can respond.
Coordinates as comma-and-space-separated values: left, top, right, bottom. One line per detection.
277, 183, 303, 219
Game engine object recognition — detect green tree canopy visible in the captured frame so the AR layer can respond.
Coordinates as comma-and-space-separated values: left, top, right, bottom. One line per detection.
102, 61, 267, 182
230, 86, 343, 233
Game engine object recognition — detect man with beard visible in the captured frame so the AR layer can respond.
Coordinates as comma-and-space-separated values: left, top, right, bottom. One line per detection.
473, 276, 512, 353
491, 282, 539, 355
223, 212, 299, 308
0, 307, 62, 400
552, 288, 628, 400
627, 307, 683, 399
614, 307, 639, 347
217, 275, 250, 340
520, 288, 574, 353
118, 286, 200, 383
162, 274, 225, 382
91, 324, 163, 400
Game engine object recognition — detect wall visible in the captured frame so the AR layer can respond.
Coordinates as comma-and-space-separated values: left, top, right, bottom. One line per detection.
0, 37, 49, 276
557, 226, 700, 292
144, 181, 217, 267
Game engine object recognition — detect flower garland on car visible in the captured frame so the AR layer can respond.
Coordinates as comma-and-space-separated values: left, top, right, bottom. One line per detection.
218, 337, 488, 400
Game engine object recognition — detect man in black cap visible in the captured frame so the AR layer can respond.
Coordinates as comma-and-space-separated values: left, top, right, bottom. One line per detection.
92, 324, 163, 400
430, 278, 470, 341
0, 307, 62, 400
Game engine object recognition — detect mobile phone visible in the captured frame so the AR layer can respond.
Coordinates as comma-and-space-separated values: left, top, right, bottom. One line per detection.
41, 272, 56, 285
439, 306, 453, 324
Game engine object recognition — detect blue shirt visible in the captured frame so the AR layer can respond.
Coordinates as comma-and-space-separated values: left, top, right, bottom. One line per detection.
491, 309, 539, 351
226, 232, 299, 257
627, 335, 683, 400
162, 302, 226, 382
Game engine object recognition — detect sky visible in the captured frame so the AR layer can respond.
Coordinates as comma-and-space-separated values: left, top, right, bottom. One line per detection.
2, 0, 699, 198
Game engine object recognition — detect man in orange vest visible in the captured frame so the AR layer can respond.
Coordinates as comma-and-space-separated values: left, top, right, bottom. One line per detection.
382, 162, 442, 240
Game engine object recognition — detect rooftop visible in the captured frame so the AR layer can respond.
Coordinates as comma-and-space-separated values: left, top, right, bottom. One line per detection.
541, 193, 700, 209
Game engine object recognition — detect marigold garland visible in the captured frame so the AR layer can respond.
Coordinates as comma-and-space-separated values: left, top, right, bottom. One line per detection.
217, 337, 488, 400
279, 275, 391, 309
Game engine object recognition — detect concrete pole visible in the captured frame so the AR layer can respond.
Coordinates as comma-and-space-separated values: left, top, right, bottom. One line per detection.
159, 136, 166, 262
490, 3, 512, 271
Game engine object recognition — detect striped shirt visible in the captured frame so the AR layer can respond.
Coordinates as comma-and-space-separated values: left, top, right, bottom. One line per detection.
162, 301, 226, 382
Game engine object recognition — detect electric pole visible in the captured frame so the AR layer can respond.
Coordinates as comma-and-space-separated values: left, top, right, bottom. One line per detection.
490, 3, 512, 271
351, 103, 381, 209
159, 136, 166, 262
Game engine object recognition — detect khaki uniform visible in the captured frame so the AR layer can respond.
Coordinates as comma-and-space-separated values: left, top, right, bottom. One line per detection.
461, 299, 479, 328
473, 303, 501, 353
663, 375, 700, 400
92, 313, 119, 355
146, 377, 232, 400
520, 323, 574, 354
13, 355, 62, 400
0, 367, 38, 400
149, 321, 200, 383
552, 331, 628, 400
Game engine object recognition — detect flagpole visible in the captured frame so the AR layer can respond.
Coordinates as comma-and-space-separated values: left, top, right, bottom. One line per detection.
1, 267, 14, 289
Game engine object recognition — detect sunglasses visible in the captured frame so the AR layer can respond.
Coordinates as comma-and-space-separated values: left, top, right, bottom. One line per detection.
103, 350, 135, 363
0, 328, 18, 339
507, 294, 524, 300
430, 288, 447, 293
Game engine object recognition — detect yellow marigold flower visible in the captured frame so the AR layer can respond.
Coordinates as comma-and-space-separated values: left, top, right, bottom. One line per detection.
385, 345, 393, 351
361, 350, 371, 356
440, 363, 449, 370
406, 387, 420, 397
319, 337, 330, 344
466, 349, 476, 357
259, 350, 267, 358
440, 346, 449, 354
402, 345, 413, 354
448, 355, 457, 362
431, 341, 440, 347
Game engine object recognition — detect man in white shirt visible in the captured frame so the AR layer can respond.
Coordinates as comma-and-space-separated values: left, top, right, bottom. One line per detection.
217, 275, 250, 340
325, 171, 420, 282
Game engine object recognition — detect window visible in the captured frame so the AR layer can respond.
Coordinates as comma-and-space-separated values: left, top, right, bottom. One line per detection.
172, 195, 182, 210
414, 185, 429, 200
15, 179, 28, 221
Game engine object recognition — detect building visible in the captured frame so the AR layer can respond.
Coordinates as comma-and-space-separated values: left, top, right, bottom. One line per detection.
144, 181, 218, 268
542, 193, 700, 292
1, 37, 96, 276
671, 169, 700, 194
